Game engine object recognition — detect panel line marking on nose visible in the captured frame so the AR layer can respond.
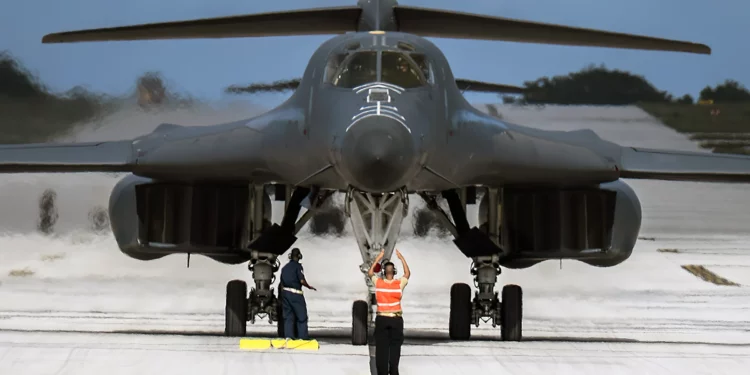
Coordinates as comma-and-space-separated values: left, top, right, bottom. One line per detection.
351, 110, 404, 122
352, 108, 404, 122
366, 88, 391, 103
345, 114, 411, 134
348, 81, 410, 134
358, 104, 399, 111
353, 82, 404, 94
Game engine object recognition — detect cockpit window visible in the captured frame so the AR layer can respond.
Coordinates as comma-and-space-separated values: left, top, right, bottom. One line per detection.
380, 51, 427, 89
330, 51, 378, 88
409, 53, 433, 84
325, 50, 432, 89
324, 53, 348, 84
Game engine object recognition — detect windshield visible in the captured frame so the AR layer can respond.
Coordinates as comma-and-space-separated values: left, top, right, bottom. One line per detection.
330, 51, 378, 88
327, 50, 429, 89
380, 51, 427, 89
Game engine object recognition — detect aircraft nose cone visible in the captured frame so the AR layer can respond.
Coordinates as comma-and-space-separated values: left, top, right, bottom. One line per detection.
339, 115, 417, 192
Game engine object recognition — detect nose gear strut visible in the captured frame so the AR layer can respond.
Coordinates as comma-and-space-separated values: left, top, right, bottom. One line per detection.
345, 187, 408, 345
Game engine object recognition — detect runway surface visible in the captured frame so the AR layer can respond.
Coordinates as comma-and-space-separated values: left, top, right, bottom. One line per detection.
1, 104, 750, 374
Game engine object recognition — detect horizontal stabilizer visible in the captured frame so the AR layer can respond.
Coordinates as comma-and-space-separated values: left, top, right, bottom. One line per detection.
42, 7, 361, 43
455, 79, 525, 94
393, 6, 710, 54
0, 141, 135, 173
619, 147, 750, 183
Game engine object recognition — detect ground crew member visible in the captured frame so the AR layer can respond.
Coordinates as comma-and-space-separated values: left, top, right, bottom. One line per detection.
368, 248, 411, 375
279, 248, 316, 340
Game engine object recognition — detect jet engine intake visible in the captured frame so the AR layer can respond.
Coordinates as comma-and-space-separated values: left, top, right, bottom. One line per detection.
108, 174, 272, 264
477, 179, 642, 269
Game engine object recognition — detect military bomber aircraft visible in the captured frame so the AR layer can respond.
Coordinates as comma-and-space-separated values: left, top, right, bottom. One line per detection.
6, 0, 748, 345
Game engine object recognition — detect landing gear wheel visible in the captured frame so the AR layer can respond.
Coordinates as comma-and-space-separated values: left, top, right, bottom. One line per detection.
225, 280, 248, 337
449, 283, 472, 340
352, 300, 369, 345
500, 284, 522, 341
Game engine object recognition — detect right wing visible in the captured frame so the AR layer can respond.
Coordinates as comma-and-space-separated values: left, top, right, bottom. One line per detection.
618, 147, 750, 183
0, 140, 135, 173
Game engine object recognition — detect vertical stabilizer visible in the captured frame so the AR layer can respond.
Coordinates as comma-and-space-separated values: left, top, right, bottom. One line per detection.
356, 0, 399, 31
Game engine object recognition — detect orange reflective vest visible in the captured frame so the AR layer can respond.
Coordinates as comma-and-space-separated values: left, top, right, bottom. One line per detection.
375, 277, 403, 314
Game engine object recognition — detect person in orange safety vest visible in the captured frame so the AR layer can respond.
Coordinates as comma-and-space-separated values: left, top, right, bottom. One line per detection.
367, 248, 411, 375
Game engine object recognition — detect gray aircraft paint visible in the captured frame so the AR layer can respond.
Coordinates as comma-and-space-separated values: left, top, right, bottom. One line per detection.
6, 0, 749, 343
0, 0, 746, 269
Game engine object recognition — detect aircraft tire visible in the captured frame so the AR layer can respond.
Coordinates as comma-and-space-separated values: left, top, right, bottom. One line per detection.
225, 280, 248, 337
352, 300, 369, 345
449, 283, 472, 340
500, 284, 523, 341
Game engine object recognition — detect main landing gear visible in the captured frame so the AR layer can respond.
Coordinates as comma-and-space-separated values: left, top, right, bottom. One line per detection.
420, 188, 523, 341
224, 185, 332, 338
225, 252, 285, 337
448, 256, 522, 341
345, 187, 408, 345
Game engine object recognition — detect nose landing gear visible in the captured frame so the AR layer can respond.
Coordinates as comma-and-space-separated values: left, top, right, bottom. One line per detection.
345, 187, 408, 346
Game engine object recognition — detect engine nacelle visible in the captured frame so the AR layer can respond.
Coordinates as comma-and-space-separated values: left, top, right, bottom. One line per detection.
478, 179, 641, 269
109, 174, 272, 264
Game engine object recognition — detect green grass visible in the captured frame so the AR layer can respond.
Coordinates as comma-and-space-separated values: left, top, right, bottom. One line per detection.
638, 102, 750, 133
638, 102, 750, 155
689, 133, 750, 141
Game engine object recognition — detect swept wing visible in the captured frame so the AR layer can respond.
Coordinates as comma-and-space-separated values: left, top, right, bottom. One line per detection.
0, 141, 135, 173
619, 147, 750, 183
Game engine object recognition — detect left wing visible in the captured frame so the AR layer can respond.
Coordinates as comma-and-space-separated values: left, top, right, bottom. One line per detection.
0, 141, 135, 173
465, 120, 750, 187
455, 79, 525, 94
618, 147, 750, 183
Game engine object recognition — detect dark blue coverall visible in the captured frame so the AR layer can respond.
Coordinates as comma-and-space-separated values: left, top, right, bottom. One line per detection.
279, 260, 309, 340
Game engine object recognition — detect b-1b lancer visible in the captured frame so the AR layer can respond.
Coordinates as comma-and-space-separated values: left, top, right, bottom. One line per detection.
7, 0, 747, 344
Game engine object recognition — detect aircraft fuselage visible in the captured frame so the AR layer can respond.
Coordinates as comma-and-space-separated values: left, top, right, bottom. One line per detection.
254, 31, 513, 193
130, 30, 620, 194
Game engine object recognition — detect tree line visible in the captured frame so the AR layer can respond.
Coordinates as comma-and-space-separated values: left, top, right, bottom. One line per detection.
3, 52, 749, 145
505, 64, 750, 105
0, 52, 193, 143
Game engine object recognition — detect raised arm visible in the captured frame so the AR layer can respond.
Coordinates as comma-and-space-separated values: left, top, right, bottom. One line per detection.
368, 249, 385, 278
396, 249, 410, 279
298, 265, 316, 291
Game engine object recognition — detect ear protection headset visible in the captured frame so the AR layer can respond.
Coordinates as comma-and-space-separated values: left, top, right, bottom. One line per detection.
289, 248, 303, 260
381, 261, 397, 276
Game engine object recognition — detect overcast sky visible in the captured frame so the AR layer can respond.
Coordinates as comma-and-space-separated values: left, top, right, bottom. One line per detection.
2, 0, 747, 104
